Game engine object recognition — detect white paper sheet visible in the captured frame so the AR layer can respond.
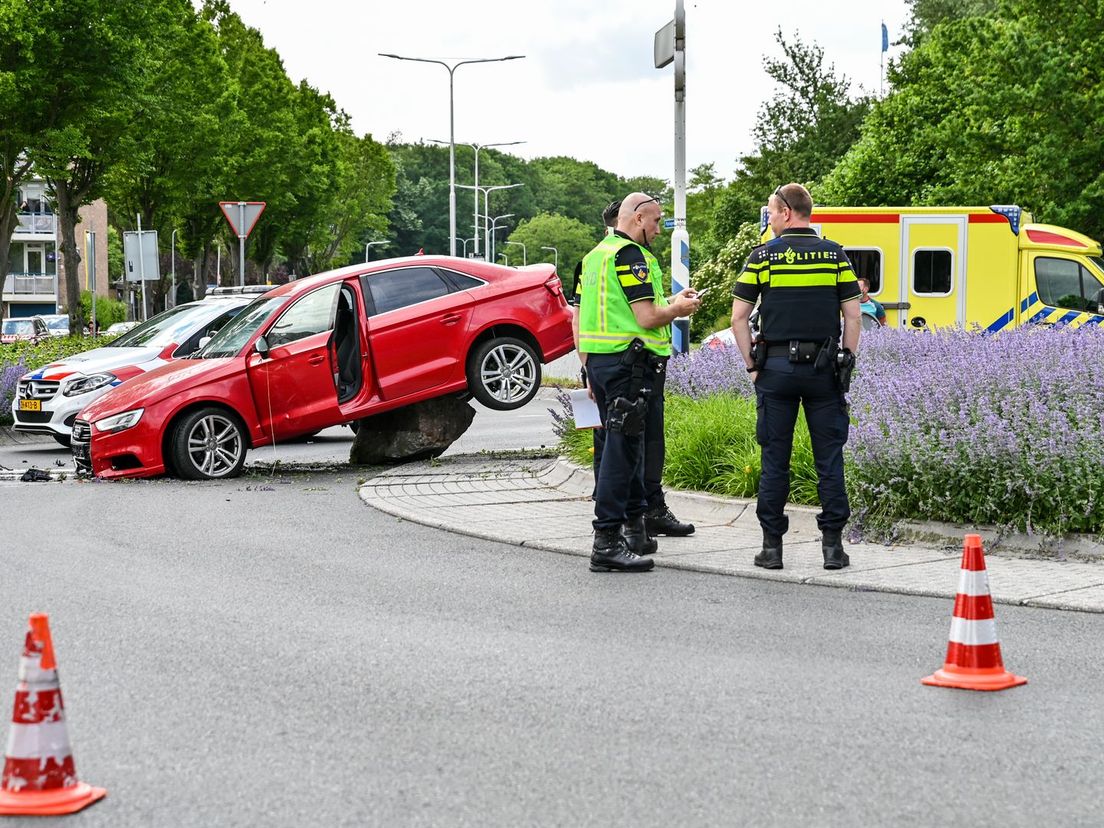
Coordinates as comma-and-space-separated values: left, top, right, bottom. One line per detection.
569, 388, 602, 429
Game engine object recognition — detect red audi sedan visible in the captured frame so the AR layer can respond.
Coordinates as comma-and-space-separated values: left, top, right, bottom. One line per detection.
72, 256, 574, 480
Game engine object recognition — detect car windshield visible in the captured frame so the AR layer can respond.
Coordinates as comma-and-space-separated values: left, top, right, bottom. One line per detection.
195, 296, 285, 358
2, 320, 32, 334
110, 304, 227, 349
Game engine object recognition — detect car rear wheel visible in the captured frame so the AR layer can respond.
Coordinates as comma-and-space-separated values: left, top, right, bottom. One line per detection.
170, 407, 247, 480
466, 336, 541, 410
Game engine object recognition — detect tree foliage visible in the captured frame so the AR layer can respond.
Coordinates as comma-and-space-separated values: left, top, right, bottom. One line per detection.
821, 0, 1104, 239
504, 212, 597, 287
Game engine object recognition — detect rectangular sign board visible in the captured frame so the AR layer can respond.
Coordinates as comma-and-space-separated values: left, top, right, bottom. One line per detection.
654, 19, 675, 68
123, 230, 160, 282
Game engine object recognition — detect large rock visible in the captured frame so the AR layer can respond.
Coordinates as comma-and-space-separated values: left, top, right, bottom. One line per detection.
349, 395, 476, 465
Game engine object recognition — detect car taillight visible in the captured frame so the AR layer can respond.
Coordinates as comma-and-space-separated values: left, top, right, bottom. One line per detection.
543, 275, 564, 297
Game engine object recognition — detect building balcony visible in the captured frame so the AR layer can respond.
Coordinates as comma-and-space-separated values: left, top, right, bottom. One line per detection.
2, 272, 57, 301
13, 213, 56, 236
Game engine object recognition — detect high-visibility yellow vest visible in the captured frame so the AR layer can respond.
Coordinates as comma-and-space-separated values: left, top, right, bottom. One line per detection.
578, 235, 671, 356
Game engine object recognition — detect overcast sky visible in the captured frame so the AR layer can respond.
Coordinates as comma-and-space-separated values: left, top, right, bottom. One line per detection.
226, 0, 910, 183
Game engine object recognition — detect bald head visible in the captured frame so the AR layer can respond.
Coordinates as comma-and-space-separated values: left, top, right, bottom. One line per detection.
617, 192, 662, 247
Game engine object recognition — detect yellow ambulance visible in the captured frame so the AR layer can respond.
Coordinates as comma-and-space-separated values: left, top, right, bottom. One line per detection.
759, 205, 1104, 331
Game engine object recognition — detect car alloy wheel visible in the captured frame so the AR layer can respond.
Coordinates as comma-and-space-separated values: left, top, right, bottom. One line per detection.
171, 407, 247, 480
467, 336, 540, 411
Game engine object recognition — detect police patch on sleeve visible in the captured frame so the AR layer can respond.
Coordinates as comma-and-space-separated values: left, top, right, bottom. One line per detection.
630, 261, 650, 282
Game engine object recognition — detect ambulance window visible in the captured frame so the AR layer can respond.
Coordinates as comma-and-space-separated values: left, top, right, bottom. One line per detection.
1035, 257, 1104, 312
843, 249, 881, 293
913, 250, 952, 295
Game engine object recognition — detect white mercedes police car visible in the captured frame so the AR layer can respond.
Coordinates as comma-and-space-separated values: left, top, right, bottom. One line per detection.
11, 288, 268, 446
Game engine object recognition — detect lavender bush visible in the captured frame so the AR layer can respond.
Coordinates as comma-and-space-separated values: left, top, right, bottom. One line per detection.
849, 325, 1104, 534
562, 326, 1104, 535
0, 357, 26, 424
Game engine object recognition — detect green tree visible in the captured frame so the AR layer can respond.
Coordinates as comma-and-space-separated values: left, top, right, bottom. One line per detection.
821, 1, 1104, 239
504, 212, 599, 288
0, 1, 44, 287
27, 0, 167, 333
712, 31, 872, 241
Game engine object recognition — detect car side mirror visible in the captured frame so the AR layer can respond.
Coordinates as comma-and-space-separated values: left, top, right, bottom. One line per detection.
255, 335, 270, 359
198, 336, 212, 350
1095, 288, 1104, 315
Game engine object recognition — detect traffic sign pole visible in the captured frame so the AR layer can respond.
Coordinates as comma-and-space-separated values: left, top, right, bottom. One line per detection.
218, 201, 266, 287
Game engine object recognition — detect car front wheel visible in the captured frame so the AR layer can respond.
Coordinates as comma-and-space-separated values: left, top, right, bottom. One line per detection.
170, 407, 248, 480
466, 336, 541, 410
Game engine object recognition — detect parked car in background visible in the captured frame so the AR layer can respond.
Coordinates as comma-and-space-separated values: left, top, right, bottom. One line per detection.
103, 321, 138, 336
74, 256, 575, 479
1, 316, 49, 344
11, 294, 265, 446
41, 314, 69, 337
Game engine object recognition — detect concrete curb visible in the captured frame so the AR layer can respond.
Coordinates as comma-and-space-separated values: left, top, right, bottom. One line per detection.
358, 454, 1104, 614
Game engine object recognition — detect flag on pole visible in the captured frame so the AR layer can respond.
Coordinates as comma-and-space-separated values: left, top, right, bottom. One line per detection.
881, 22, 889, 52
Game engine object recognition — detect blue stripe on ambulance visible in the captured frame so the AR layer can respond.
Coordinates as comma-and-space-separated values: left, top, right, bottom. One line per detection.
1057, 310, 1082, 325
1027, 306, 1055, 325
986, 308, 1014, 332
1020, 293, 1038, 313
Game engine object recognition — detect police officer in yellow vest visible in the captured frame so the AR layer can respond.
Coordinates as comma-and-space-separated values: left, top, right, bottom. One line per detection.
730, 183, 862, 571
578, 193, 701, 572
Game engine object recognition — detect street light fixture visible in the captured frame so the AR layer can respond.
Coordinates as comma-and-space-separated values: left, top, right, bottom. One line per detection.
379, 52, 525, 257
459, 237, 476, 257
365, 240, 389, 262
541, 246, 558, 270
429, 138, 525, 258
481, 212, 514, 262
505, 240, 526, 265
458, 182, 523, 257
498, 253, 509, 266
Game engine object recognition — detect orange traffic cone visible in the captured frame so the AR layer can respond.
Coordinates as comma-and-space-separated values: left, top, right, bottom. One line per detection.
0, 614, 106, 815
922, 535, 1027, 692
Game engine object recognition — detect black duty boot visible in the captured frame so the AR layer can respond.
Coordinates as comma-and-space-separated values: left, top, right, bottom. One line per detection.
754, 533, 784, 570
622, 515, 658, 556
645, 503, 695, 536
591, 527, 655, 573
822, 529, 850, 570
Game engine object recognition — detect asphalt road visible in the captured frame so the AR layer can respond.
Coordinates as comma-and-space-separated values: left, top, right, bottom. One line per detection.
3, 472, 1103, 825
0, 388, 565, 475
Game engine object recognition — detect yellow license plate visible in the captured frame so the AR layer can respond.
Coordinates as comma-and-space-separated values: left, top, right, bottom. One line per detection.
18, 399, 41, 412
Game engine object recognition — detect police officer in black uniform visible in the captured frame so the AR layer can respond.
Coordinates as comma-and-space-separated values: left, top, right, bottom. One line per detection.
730, 183, 861, 570
571, 201, 696, 538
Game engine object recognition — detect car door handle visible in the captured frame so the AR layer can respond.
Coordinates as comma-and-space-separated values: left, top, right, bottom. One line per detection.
440, 313, 463, 325
308, 354, 326, 365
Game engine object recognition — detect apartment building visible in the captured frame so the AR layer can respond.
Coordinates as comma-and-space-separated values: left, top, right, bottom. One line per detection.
2, 178, 110, 319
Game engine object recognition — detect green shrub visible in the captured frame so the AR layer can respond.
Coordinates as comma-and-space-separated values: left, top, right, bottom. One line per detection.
0, 335, 120, 423
80, 290, 128, 329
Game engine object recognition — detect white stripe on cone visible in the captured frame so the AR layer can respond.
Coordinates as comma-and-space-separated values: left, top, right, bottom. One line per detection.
4, 721, 73, 761
955, 569, 990, 597
948, 617, 998, 646
17, 653, 56, 685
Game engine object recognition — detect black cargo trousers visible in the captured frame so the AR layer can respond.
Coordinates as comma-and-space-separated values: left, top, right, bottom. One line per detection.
755, 355, 850, 537
585, 350, 659, 532
590, 357, 667, 509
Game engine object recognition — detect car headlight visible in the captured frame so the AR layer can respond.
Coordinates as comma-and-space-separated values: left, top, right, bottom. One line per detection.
93, 408, 144, 434
63, 373, 117, 397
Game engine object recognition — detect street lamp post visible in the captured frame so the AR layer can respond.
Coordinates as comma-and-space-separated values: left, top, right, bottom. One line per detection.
429, 139, 524, 258
458, 183, 523, 257
170, 229, 177, 308
483, 213, 514, 262
540, 246, 558, 270
379, 53, 524, 257
498, 253, 509, 266
505, 240, 526, 265
459, 237, 476, 258
365, 240, 390, 263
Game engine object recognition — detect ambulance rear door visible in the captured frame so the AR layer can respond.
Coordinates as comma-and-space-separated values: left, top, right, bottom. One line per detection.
901, 215, 967, 329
